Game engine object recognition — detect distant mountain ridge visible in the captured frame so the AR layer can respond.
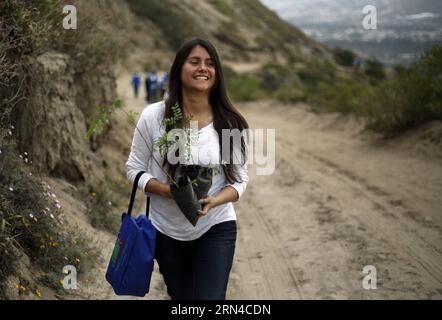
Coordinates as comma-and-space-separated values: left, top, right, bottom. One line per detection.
260, 0, 442, 66
124, 0, 332, 68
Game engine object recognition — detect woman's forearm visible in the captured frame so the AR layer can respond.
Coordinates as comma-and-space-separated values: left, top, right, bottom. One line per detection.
213, 186, 239, 207
145, 178, 173, 199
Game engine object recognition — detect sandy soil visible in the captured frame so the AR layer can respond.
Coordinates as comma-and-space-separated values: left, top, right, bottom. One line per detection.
230, 101, 442, 299
60, 75, 441, 300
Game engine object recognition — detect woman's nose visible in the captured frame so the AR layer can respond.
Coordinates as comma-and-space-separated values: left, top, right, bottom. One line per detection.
198, 63, 209, 72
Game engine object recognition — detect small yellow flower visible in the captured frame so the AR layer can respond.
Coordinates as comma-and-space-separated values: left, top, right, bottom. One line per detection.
91, 192, 97, 198
59, 280, 64, 286
35, 289, 42, 298
75, 258, 81, 263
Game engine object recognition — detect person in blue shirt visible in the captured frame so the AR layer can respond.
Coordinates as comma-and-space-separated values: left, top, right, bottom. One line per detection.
159, 72, 169, 100
147, 71, 158, 103
131, 72, 141, 98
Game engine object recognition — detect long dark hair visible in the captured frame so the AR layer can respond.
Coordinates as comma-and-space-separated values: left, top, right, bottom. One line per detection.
163, 38, 249, 184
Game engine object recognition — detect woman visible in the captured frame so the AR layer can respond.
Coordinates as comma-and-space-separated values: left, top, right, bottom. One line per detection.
126, 38, 249, 300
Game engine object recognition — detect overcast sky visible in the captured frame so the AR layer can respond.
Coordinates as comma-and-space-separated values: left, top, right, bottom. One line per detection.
259, 0, 442, 25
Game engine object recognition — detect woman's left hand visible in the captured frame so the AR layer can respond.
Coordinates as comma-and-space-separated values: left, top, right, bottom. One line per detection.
198, 196, 219, 217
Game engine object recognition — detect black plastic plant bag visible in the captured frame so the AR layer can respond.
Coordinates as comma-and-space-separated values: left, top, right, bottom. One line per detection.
170, 176, 201, 226
180, 165, 213, 200
170, 165, 213, 227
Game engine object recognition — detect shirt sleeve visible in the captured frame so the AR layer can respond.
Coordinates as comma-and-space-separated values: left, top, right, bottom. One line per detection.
223, 132, 250, 202
225, 162, 249, 202
126, 107, 157, 195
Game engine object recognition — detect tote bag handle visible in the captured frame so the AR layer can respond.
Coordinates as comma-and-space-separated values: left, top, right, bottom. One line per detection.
127, 171, 150, 218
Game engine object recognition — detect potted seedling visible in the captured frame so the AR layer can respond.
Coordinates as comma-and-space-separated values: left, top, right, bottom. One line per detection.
86, 100, 218, 226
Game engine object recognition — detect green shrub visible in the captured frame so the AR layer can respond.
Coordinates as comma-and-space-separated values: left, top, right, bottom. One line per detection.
333, 48, 357, 67
222, 66, 264, 102
298, 59, 336, 91
365, 45, 442, 134
309, 78, 372, 114
227, 74, 265, 102
259, 63, 292, 92
274, 86, 307, 104
364, 58, 386, 83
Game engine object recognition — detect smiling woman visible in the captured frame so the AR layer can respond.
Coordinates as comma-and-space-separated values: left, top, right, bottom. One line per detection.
181, 46, 216, 95
126, 38, 250, 300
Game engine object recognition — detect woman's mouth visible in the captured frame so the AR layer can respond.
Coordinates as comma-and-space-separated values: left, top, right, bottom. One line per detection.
193, 75, 209, 81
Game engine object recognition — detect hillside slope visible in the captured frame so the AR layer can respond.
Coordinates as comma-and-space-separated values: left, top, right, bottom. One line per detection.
121, 0, 332, 71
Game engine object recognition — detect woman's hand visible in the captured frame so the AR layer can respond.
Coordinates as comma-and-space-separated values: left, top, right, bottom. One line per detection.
197, 186, 239, 218
197, 196, 219, 218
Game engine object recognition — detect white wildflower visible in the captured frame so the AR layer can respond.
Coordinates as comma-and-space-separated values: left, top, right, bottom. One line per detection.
9, 187, 14, 192
50, 214, 55, 219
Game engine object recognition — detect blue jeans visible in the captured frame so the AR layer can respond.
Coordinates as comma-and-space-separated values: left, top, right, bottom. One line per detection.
155, 220, 237, 300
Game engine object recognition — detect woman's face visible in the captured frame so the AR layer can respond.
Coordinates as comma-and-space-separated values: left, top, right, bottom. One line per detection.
180, 45, 216, 93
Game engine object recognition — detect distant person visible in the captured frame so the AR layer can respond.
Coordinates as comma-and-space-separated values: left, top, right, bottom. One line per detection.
147, 71, 158, 103
159, 72, 169, 100
144, 72, 150, 103
131, 72, 141, 98
353, 56, 363, 72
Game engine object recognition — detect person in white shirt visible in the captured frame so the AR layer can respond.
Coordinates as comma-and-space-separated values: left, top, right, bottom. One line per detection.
126, 38, 249, 300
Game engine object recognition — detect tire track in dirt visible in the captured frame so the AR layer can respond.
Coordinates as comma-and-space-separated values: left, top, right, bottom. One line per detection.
294, 148, 442, 283
230, 180, 305, 299
234, 100, 442, 299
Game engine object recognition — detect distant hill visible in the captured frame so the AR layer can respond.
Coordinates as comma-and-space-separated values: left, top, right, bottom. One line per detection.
121, 0, 332, 70
260, 0, 442, 66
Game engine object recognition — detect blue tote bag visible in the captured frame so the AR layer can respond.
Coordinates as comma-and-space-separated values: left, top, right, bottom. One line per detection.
106, 171, 156, 297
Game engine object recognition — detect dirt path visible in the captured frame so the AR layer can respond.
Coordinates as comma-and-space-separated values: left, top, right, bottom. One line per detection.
77, 76, 441, 300
230, 101, 442, 299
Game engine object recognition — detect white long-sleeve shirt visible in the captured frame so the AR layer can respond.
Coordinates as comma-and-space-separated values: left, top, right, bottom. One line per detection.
126, 101, 249, 241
